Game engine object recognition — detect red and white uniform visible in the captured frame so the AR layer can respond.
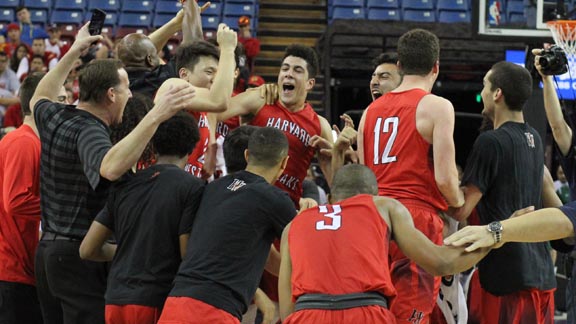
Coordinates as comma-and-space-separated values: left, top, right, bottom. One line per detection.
362, 88, 447, 211
362, 88, 446, 323
250, 101, 320, 205
285, 194, 396, 323
185, 111, 210, 178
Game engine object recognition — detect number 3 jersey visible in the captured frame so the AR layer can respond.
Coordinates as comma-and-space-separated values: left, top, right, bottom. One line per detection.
288, 194, 397, 300
362, 88, 448, 211
250, 101, 321, 206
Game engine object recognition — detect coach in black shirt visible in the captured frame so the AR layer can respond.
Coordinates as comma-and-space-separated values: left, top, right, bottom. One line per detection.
158, 127, 297, 324
30, 24, 196, 324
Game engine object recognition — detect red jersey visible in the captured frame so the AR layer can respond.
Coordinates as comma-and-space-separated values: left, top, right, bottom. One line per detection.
362, 89, 448, 211
0, 124, 41, 286
3, 103, 23, 128
250, 101, 320, 205
289, 194, 397, 300
185, 111, 210, 178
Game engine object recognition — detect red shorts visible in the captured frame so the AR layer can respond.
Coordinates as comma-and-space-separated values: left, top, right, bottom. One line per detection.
283, 305, 397, 324
157, 297, 240, 324
468, 271, 555, 324
388, 201, 443, 324
105, 304, 161, 324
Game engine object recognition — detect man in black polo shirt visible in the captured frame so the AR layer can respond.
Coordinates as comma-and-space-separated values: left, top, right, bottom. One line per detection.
29, 24, 196, 324
158, 127, 297, 324
79, 112, 204, 324
450, 61, 556, 324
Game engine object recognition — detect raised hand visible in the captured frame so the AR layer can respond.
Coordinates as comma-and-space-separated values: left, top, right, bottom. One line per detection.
70, 23, 103, 54
217, 23, 237, 52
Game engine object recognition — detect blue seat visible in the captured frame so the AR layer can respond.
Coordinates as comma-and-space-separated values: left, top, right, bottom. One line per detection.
55, 0, 87, 11
202, 2, 222, 17
368, 8, 401, 20
332, 6, 365, 19
367, 0, 400, 9
333, 0, 364, 7
118, 12, 151, 27
51, 10, 84, 25
438, 10, 470, 22
226, 0, 256, 4
156, 1, 182, 14
103, 11, 117, 25
121, 0, 155, 13
0, 8, 14, 23
403, 9, 436, 21
201, 15, 219, 30
153, 13, 173, 27
88, 0, 120, 12
24, 0, 52, 10
29, 9, 49, 25
436, 0, 469, 11
402, 0, 435, 10
223, 3, 255, 17
3, 0, 20, 7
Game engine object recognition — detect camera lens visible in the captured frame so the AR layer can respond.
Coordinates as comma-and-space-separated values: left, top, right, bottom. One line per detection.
539, 56, 550, 67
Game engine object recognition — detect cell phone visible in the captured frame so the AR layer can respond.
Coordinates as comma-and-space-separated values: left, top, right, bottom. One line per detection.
88, 9, 106, 36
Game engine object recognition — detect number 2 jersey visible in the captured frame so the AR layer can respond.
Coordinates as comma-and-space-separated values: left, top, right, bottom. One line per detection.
288, 194, 397, 301
250, 101, 321, 206
362, 89, 448, 211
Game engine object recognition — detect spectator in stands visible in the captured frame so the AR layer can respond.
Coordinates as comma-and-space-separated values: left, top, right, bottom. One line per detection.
4, 23, 22, 56
237, 16, 260, 72
14, 6, 48, 46
10, 44, 28, 73
0, 72, 45, 324
370, 52, 402, 101
117, 0, 205, 98
0, 51, 20, 122
45, 24, 70, 59
247, 74, 265, 88
30, 23, 196, 324
17, 37, 57, 80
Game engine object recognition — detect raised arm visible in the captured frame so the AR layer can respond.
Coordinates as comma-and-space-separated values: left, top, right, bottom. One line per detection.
317, 116, 334, 186
533, 49, 573, 155
30, 23, 102, 111
278, 223, 294, 320
379, 196, 489, 276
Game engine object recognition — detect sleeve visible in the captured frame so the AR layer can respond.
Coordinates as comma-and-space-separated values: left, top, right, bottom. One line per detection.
16, 57, 28, 80
462, 133, 500, 194
270, 190, 297, 238
556, 132, 576, 197
552, 202, 576, 252
94, 204, 114, 231
33, 99, 56, 131
48, 57, 58, 70
2, 136, 40, 218
77, 122, 112, 190
178, 181, 205, 235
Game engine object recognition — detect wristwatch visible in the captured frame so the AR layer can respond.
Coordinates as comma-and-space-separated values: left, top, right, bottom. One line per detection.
487, 221, 503, 244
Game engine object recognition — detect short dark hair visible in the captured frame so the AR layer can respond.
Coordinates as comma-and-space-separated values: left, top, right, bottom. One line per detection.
175, 41, 220, 72
0, 51, 7, 59
78, 59, 124, 104
488, 61, 533, 111
16, 6, 27, 13
224, 125, 258, 173
31, 54, 44, 62
397, 29, 439, 75
331, 164, 378, 201
19, 72, 45, 116
247, 127, 288, 168
110, 93, 152, 144
372, 52, 398, 69
152, 111, 200, 158
282, 44, 319, 78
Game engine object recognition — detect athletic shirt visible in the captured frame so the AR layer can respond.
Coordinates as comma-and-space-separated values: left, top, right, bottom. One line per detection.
250, 101, 321, 205
185, 111, 210, 177
288, 194, 397, 301
362, 89, 448, 211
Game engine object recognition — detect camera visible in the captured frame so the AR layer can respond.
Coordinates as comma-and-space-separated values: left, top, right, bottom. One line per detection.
539, 45, 568, 75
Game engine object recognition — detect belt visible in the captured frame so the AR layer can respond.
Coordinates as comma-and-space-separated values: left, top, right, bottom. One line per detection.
294, 292, 388, 311
40, 232, 81, 242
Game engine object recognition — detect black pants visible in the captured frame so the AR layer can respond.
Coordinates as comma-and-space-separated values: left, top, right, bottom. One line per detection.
35, 240, 108, 324
0, 281, 43, 324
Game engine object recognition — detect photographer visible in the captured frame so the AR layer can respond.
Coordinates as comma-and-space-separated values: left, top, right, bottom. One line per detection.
533, 46, 576, 322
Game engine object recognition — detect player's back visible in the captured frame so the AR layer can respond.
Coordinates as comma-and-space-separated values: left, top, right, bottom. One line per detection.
362, 89, 447, 211
288, 194, 396, 300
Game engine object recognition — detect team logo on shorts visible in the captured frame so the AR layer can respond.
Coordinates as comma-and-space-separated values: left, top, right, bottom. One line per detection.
408, 309, 424, 324
227, 179, 246, 191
